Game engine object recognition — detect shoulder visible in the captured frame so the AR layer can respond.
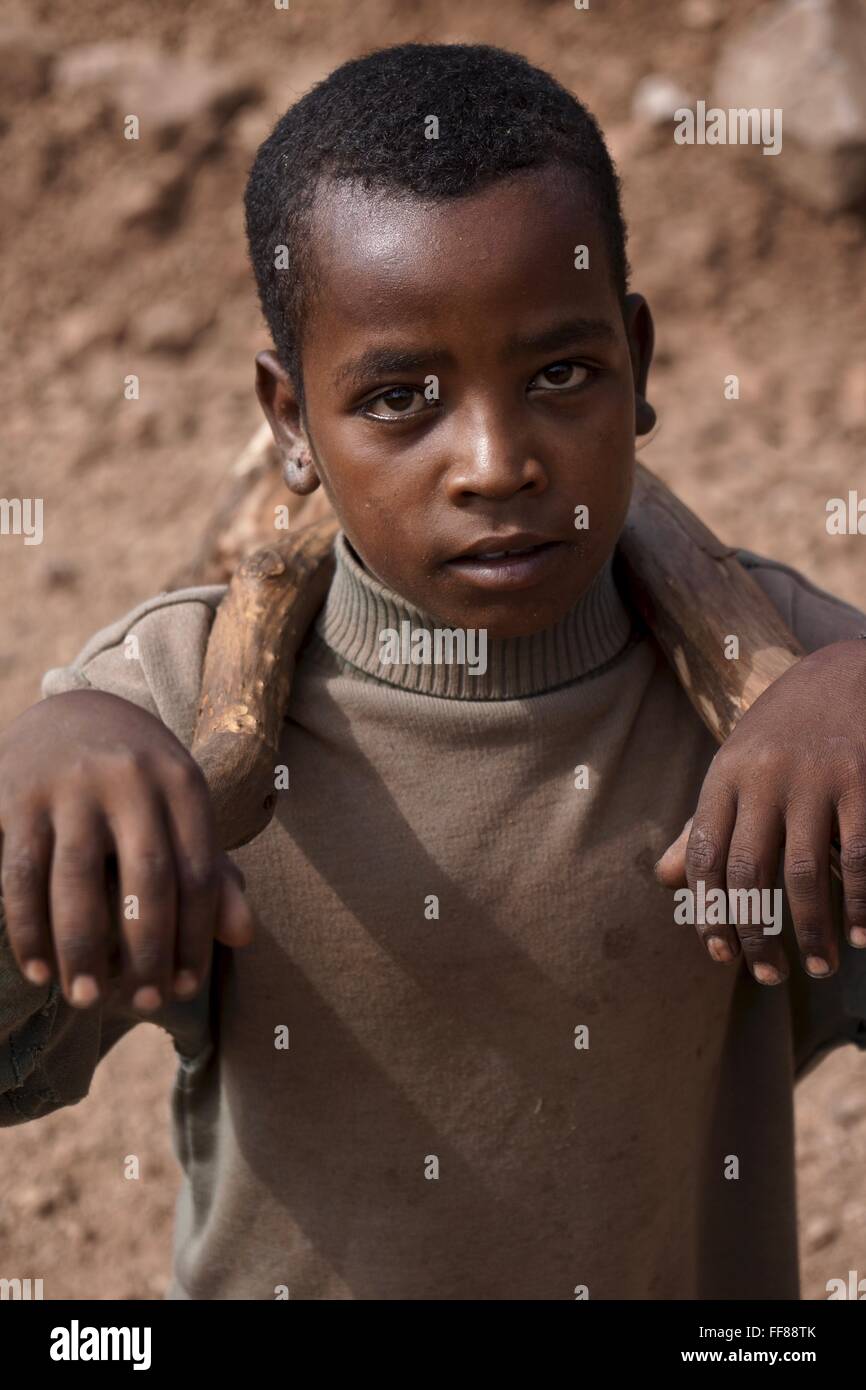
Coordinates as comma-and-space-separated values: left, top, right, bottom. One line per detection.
41, 584, 227, 749
733, 549, 865, 654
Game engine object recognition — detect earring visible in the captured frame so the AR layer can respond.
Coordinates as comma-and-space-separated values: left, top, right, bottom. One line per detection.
280, 439, 314, 489
635, 398, 657, 436
635, 399, 660, 454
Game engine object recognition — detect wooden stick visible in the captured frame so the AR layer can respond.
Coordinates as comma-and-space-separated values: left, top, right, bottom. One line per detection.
616, 464, 805, 743
193, 515, 338, 847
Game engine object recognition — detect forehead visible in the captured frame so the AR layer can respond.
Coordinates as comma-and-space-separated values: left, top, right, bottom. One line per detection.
303, 166, 619, 346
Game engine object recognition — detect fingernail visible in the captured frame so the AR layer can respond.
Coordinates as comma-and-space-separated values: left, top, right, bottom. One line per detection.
173, 970, 198, 999
849, 927, 866, 948
70, 975, 99, 1007
706, 936, 733, 963
753, 962, 782, 986
132, 985, 162, 1013
23, 959, 51, 986
805, 955, 830, 977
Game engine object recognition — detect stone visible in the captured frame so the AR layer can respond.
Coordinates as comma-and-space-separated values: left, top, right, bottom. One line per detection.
55, 41, 261, 151
713, 0, 866, 212
631, 75, 693, 127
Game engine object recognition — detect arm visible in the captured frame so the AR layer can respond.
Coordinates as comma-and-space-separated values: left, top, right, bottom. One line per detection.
0, 589, 253, 1126
655, 552, 866, 1025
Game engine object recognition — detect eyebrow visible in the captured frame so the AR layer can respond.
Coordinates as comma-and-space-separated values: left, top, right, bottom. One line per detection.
504, 317, 618, 357
333, 347, 453, 389
332, 317, 618, 390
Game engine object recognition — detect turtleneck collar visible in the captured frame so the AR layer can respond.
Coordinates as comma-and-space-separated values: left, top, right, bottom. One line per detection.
313, 531, 634, 700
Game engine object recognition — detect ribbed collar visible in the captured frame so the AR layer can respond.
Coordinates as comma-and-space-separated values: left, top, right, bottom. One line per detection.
314, 532, 634, 700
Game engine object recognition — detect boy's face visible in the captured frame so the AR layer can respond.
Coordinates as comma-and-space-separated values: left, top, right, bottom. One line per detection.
257, 165, 655, 638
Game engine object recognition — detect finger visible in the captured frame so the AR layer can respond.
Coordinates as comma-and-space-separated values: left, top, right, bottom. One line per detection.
159, 760, 220, 1000
110, 789, 178, 1013
659, 749, 728, 887
835, 796, 866, 949
49, 802, 112, 1007
783, 800, 836, 978
724, 800, 787, 985
214, 859, 255, 949
685, 783, 740, 965
1, 811, 55, 986
654, 817, 692, 888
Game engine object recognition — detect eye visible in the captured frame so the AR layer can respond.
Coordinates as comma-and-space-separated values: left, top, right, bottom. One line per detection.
529, 360, 591, 392
360, 386, 428, 421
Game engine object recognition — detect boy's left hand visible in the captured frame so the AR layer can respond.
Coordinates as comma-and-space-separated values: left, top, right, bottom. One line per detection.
654, 637, 866, 984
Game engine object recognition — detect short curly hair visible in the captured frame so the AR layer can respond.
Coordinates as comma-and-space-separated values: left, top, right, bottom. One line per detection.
244, 43, 629, 402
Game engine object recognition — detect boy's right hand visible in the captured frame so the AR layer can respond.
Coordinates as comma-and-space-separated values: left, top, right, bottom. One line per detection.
0, 690, 254, 1013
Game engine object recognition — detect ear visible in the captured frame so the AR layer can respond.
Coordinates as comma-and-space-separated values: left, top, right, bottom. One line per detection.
254, 350, 321, 496
622, 293, 656, 438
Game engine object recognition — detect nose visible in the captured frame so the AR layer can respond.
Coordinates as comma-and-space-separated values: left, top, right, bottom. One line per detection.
444, 400, 549, 503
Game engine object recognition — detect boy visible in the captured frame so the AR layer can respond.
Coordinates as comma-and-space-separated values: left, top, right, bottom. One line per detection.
1, 43, 866, 1300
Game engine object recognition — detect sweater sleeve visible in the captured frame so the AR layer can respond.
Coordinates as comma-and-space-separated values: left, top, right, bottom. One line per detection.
734, 550, 866, 1077
0, 584, 226, 1126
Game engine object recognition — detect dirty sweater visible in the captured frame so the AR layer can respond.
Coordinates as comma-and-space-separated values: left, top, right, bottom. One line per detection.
2, 532, 866, 1300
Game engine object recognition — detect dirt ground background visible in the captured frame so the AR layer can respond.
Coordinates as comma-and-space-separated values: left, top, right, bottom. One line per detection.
1, 0, 864, 1299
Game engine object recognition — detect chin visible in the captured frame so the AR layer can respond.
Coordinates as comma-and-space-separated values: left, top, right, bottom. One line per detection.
462, 592, 584, 640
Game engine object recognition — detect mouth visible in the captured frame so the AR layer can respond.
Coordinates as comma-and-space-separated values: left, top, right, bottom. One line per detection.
444, 535, 569, 591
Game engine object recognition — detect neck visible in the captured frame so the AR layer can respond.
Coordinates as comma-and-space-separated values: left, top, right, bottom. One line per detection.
314, 533, 635, 700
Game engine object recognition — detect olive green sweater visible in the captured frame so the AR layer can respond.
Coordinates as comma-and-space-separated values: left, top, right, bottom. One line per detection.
2, 533, 866, 1299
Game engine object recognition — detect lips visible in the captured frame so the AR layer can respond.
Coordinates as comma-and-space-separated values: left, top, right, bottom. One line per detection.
443, 535, 569, 592
449, 532, 561, 562
470, 542, 551, 560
